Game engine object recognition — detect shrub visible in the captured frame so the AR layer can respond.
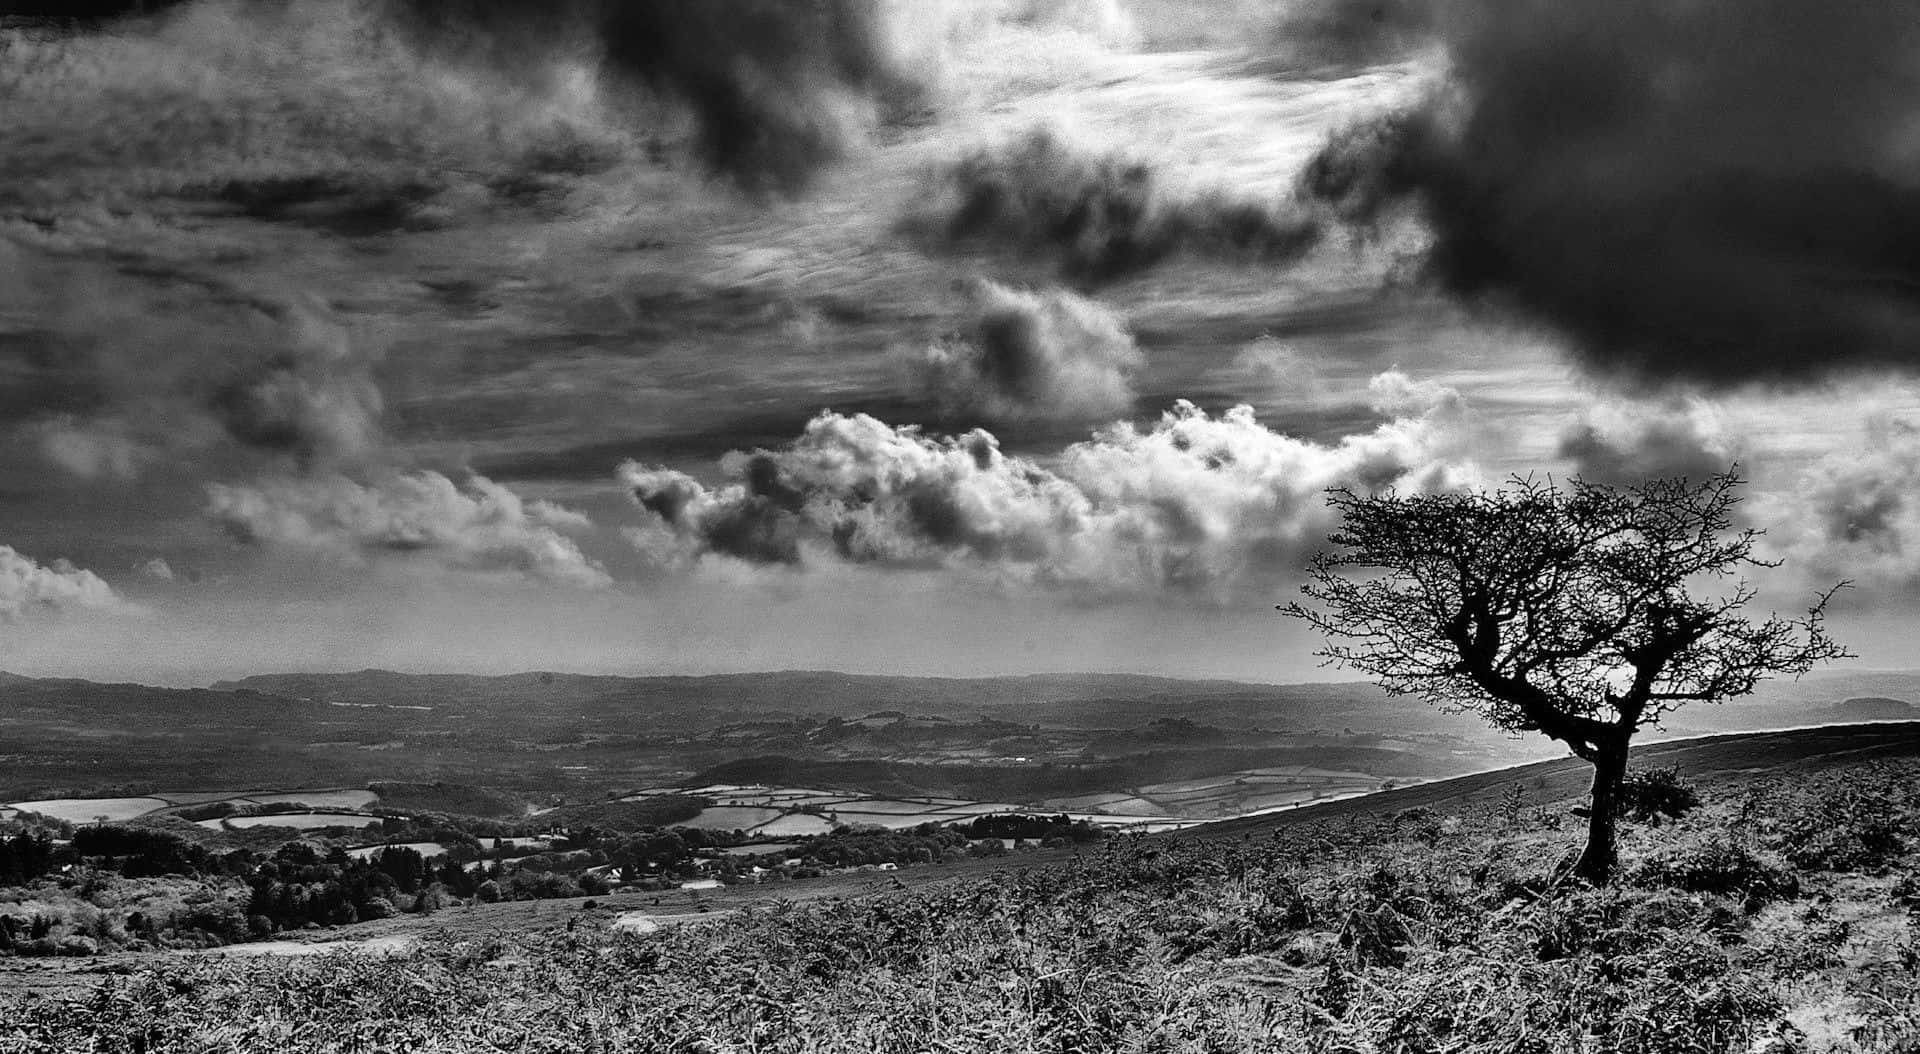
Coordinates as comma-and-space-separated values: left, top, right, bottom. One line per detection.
1889, 874, 1920, 916
1616, 767, 1701, 824
1771, 786, 1909, 873
501, 871, 579, 901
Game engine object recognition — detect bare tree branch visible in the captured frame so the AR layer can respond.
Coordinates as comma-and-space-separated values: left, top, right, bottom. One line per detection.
1280, 469, 1850, 883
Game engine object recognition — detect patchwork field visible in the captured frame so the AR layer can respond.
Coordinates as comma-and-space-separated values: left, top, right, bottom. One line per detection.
1093, 766, 1402, 819
629, 784, 1203, 835
626, 766, 1399, 834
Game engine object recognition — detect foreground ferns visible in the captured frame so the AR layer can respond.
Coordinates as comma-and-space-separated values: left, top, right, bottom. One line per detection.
7, 760, 1918, 1053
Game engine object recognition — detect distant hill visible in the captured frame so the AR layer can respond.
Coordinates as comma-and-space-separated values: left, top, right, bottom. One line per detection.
214, 669, 1417, 730
1828, 696, 1915, 721
2, 668, 1435, 801
11, 666, 1920, 802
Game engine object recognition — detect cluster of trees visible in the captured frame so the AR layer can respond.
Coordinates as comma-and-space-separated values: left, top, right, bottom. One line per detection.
963, 814, 1108, 843
802, 827, 974, 870
608, 829, 703, 879
245, 844, 481, 933
69, 826, 252, 879
0, 831, 55, 885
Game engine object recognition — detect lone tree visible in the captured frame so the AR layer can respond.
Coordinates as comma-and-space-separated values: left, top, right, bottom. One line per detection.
1282, 471, 1847, 884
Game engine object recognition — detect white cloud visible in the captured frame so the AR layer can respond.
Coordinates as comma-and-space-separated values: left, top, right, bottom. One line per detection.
207, 471, 609, 589
32, 417, 150, 481
622, 375, 1479, 602
1758, 416, 1920, 600
137, 557, 177, 582
0, 546, 125, 619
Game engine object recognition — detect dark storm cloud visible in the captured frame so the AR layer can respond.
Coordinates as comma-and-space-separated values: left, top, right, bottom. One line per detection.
391, 0, 922, 195
1261, 0, 1436, 68
910, 280, 1143, 423
912, 129, 1323, 282
620, 379, 1476, 601
1126, 0, 1432, 65
1299, 0, 1920, 384
3, 0, 917, 215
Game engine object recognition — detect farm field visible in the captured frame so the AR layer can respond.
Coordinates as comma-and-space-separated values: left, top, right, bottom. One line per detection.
675, 806, 786, 831
240, 791, 378, 811
4, 797, 169, 824
1103, 766, 1394, 818
199, 813, 384, 831
715, 842, 801, 857
492, 837, 553, 852
345, 842, 452, 861
4, 788, 387, 826
752, 815, 836, 837
820, 810, 978, 830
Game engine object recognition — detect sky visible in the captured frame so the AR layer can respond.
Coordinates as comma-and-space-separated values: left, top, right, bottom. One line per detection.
1, 0, 1918, 685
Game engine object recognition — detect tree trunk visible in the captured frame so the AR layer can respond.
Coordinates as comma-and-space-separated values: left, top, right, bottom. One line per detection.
1575, 741, 1630, 885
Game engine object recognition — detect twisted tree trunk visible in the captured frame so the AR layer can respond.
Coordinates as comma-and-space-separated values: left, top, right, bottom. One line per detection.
1574, 740, 1631, 885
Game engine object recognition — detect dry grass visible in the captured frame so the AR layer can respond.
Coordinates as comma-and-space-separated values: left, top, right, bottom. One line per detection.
6, 757, 1917, 1052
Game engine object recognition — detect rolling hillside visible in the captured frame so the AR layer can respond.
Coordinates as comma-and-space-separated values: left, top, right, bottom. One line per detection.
7, 721, 1916, 1051
1187, 720, 1920, 841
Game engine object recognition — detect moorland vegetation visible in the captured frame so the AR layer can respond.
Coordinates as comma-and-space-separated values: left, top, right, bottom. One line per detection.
7, 757, 1916, 1052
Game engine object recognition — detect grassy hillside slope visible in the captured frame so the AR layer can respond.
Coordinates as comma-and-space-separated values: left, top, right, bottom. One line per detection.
6, 723, 1917, 1052
1189, 721, 1920, 841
